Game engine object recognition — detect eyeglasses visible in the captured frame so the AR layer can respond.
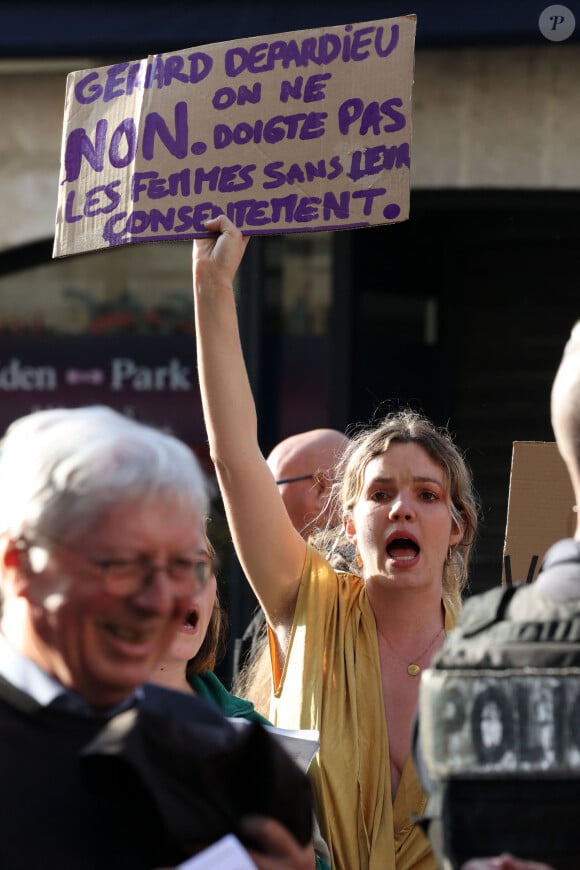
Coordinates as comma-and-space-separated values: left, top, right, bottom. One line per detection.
275, 474, 314, 485
15, 537, 217, 598
275, 471, 334, 490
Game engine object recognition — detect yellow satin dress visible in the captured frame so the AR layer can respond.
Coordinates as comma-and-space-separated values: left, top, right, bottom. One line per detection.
269, 546, 456, 870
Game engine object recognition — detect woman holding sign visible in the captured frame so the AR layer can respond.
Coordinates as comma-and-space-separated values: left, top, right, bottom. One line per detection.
192, 214, 478, 870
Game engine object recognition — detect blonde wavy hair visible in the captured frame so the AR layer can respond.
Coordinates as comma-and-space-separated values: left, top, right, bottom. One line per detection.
315, 409, 479, 614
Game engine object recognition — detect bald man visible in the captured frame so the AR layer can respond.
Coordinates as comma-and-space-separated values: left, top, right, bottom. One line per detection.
233, 428, 349, 684
266, 428, 350, 540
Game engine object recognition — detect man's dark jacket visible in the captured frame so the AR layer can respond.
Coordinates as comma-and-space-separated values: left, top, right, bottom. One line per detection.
0, 677, 313, 868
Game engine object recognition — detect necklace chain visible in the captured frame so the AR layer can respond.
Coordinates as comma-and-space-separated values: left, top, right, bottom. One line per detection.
377, 625, 445, 676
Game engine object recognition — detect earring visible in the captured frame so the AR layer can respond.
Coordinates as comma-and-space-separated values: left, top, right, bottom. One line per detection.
355, 548, 363, 568
446, 546, 453, 564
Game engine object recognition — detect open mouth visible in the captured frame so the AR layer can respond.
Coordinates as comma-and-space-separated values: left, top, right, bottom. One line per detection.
386, 536, 420, 562
182, 607, 200, 631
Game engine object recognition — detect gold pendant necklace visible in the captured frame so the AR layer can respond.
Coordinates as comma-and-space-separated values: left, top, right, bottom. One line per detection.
378, 625, 445, 677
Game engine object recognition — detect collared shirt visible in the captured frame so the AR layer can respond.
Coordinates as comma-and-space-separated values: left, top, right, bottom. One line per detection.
0, 632, 140, 717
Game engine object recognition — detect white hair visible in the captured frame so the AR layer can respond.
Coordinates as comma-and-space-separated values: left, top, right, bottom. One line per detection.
0, 405, 210, 543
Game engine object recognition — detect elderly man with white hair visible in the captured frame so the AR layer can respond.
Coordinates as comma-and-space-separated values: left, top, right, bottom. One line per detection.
0, 405, 315, 869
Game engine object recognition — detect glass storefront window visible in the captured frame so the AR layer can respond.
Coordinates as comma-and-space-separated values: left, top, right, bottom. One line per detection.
260, 231, 334, 442
0, 241, 192, 336
278, 232, 332, 336
0, 241, 207, 452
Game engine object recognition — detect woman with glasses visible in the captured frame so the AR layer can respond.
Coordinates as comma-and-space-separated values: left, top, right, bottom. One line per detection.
192, 215, 479, 870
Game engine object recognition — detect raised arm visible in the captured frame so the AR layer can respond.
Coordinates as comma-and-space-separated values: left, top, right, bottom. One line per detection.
192, 215, 307, 635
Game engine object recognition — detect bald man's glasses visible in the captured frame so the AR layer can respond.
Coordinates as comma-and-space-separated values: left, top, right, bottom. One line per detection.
275, 471, 334, 491
275, 474, 314, 485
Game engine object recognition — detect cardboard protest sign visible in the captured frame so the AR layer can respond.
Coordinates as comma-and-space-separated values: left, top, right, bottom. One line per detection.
502, 441, 576, 585
53, 15, 416, 258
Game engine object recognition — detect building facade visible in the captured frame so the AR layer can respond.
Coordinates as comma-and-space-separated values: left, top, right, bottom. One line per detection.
1, 1, 579, 675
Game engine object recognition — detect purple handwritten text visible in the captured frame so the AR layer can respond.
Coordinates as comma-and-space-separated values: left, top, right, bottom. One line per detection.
131, 165, 256, 202
64, 102, 190, 182
224, 24, 399, 76
212, 82, 262, 110
338, 97, 405, 135
279, 73, 332, 103
74, 53, 213, 106
262, 156, 343, 188
347, 143, 410, 180
214, 111, 327, 150
101, 186, 392, 245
